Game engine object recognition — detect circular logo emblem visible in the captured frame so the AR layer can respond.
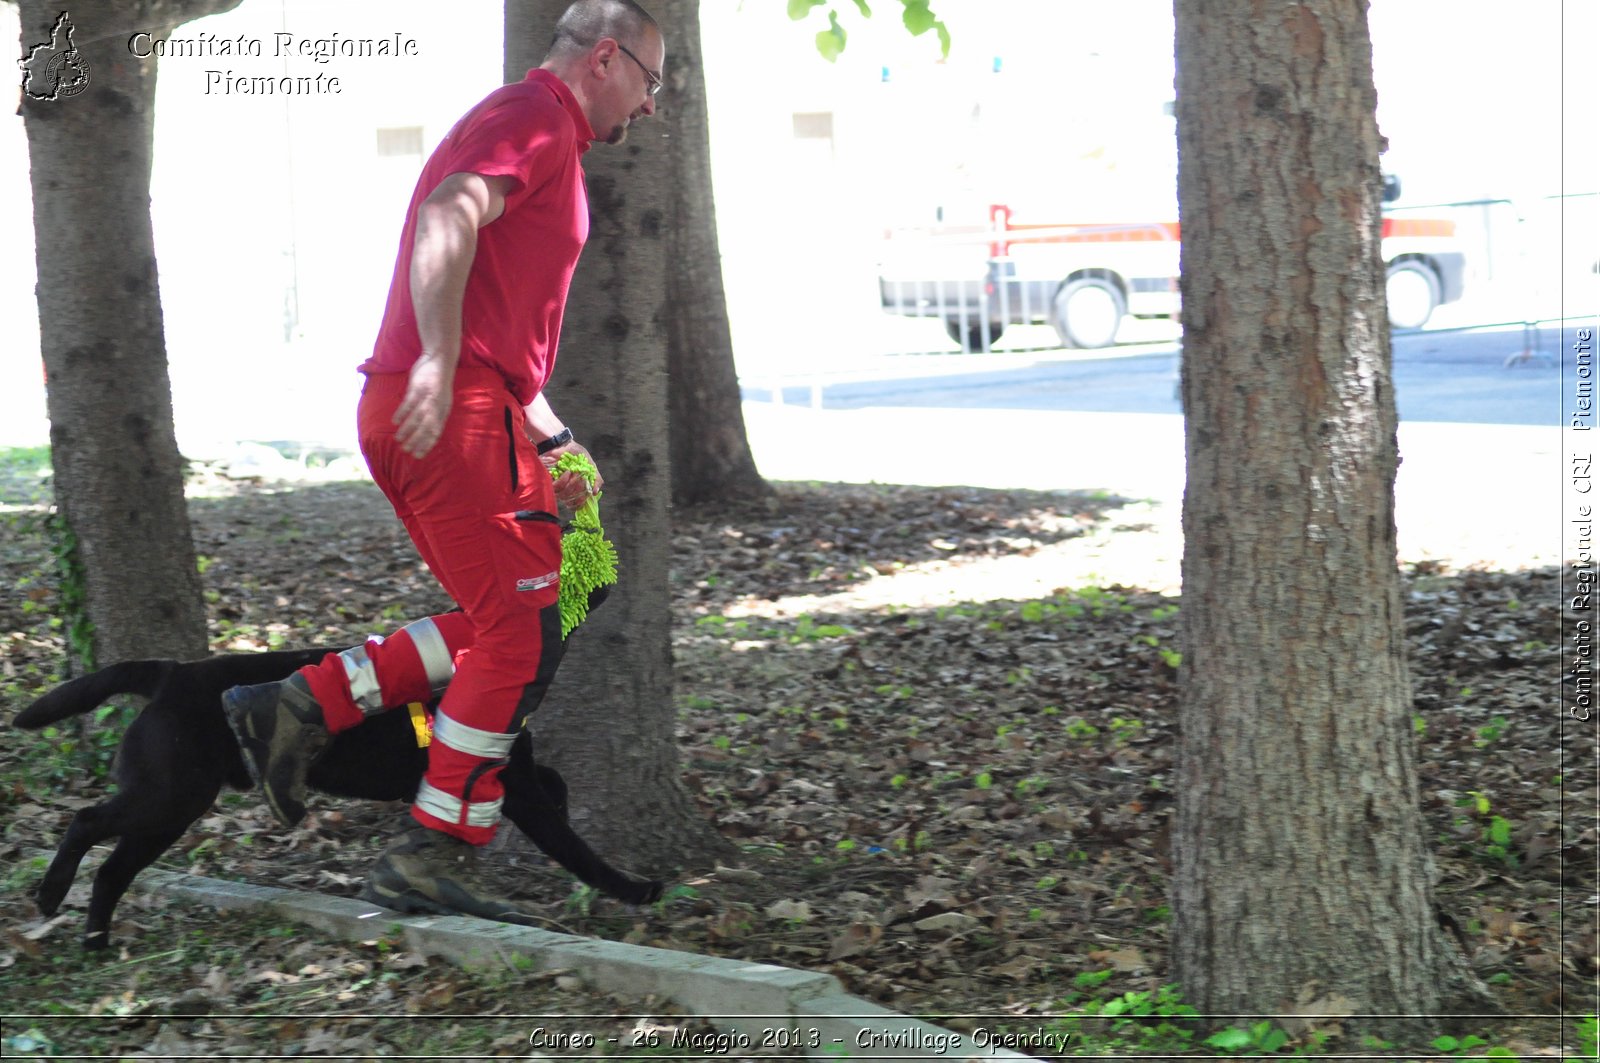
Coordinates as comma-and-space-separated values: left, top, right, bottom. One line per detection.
45, 51, 91, 98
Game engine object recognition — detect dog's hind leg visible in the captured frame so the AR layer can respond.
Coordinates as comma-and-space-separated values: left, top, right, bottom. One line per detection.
36, 795, 134, 918
38, 768, 220, 948
80, 823, 191, 950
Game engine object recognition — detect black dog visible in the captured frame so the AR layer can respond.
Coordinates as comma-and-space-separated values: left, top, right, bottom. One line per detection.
14, 647, 662, 948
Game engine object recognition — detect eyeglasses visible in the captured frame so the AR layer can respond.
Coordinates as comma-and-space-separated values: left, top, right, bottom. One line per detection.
616, 42, 662, 96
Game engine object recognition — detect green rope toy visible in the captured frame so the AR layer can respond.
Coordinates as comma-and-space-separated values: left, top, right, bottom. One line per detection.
551, 451, 619, 638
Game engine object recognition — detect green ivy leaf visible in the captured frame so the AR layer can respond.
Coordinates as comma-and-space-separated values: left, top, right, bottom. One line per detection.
1259, 1027, 1290, 1053
815, 10, 846, 61
788, 0, 826, 20
901, 0, 937, 35
1203, 1029, 1253, 1051
850, 0, 872, 15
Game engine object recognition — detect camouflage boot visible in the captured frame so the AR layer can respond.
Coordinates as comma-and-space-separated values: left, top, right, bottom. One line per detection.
362, 826, 536, 924
222, 673, 329, 828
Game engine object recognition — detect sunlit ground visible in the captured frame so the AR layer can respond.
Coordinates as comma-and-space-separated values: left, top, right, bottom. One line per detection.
739, 399, 1560, 614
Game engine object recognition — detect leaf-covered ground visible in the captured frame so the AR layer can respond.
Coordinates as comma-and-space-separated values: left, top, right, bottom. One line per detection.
1, 454, 1594, 1057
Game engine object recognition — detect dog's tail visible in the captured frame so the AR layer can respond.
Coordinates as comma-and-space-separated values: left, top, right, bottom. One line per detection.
13, 660, 177, 729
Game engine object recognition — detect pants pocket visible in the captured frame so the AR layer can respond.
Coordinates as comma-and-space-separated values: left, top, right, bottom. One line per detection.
488, 512, 562, 608
503, 407, 519, 494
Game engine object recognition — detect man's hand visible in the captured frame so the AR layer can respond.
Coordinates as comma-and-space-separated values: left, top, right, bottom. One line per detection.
393, 353, 454, 458
540, 438, 603, 511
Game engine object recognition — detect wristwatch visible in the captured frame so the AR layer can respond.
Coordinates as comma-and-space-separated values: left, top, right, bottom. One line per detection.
536, 427, 574, 455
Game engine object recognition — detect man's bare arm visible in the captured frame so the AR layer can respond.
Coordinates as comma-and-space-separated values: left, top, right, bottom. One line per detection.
393, 171, 513, 458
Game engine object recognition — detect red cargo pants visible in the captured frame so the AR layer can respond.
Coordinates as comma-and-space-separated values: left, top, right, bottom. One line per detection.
293, 368, 566, 845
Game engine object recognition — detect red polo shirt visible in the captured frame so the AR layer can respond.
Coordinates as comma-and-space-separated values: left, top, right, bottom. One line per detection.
362, 69, 596, 406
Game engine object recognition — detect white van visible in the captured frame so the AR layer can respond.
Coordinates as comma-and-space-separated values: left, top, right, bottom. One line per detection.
879, 199, 1467, 352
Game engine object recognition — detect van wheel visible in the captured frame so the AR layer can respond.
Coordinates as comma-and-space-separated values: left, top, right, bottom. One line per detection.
1385, 259, 1441, 330
946, 321, 1004, 353
1052, 277, 1125, 349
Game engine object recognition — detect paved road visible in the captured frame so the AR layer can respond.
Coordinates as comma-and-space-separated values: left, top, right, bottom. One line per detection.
0, 315, 1566, 577
737, 321, 1573, 577
742, 324, 1568, 428
0, 316, 1574, 453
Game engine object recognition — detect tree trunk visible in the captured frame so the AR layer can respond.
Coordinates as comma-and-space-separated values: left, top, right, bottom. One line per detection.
657, 0, 767, 507
19, 1, 239, 670
506, 0, 732, 872
1170, 0, 1492, 1039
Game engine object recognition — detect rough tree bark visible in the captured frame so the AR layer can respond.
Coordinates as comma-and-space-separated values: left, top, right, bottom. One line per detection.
656, 0, 767, 507
1170, 0, 1493, 1038
19, 0, 241, 670
505, 0, 732, 870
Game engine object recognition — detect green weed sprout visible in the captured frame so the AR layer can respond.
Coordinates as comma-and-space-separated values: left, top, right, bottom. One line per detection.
551, 452, 618, 638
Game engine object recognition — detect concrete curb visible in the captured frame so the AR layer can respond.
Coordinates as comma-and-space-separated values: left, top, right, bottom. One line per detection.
134, 868, 1040, 1061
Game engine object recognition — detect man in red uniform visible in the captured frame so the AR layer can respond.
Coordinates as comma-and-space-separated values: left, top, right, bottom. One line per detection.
223, 0, 665, 922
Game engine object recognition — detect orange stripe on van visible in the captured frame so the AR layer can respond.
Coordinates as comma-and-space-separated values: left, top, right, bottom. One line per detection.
1004, 222, 1183, 243
1382, 217, 1455, 238
885, 213, 1454, 251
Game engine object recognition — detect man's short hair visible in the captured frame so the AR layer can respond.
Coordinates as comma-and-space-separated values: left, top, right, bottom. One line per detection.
547, 0, 659, 58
